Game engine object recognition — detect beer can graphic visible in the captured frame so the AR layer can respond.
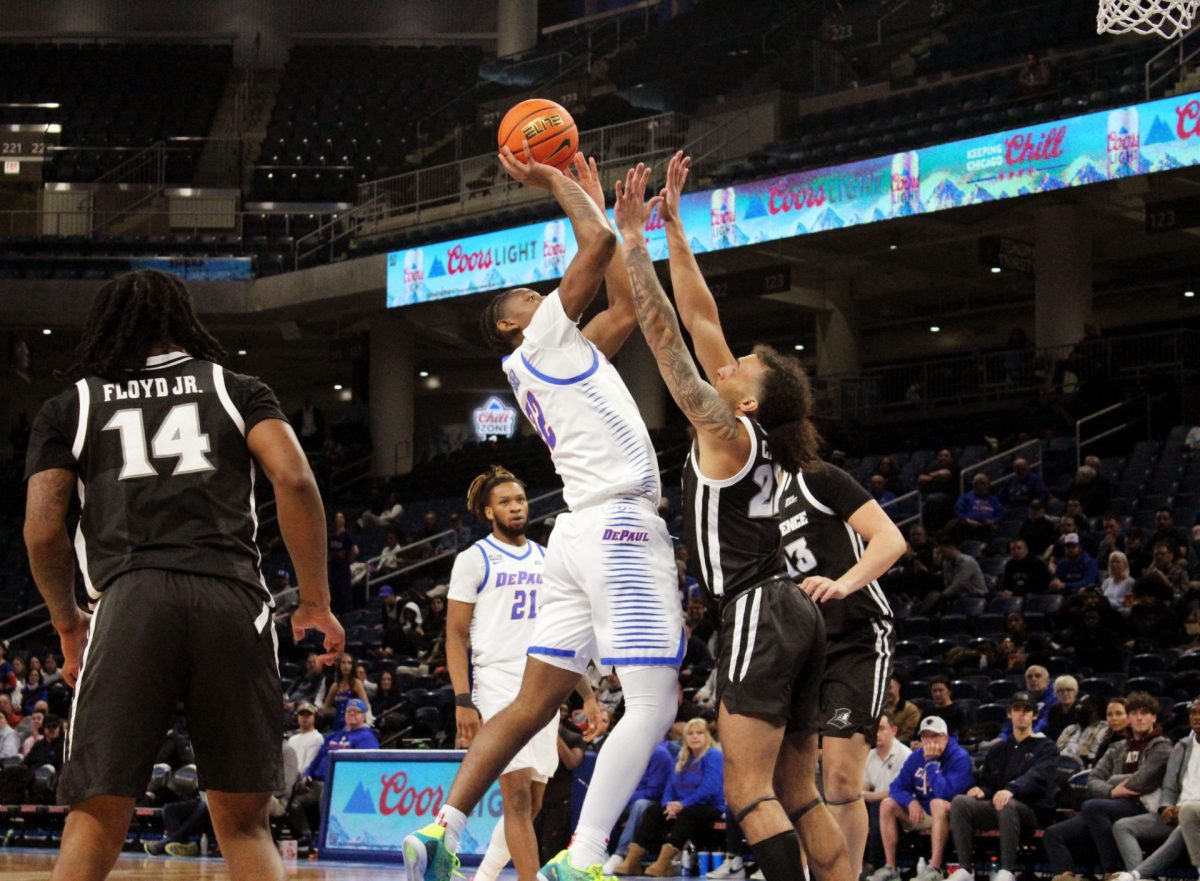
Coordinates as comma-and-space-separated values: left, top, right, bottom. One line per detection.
542, 220, 567, 278
891, 150, 921, 216
710, 186, 736, 248
402, 248, 424, 302
1106, 107, 1140, 179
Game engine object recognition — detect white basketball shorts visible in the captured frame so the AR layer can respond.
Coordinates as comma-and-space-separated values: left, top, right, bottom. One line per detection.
473, 664, 558, 781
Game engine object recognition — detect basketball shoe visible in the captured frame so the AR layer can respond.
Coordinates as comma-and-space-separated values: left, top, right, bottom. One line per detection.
538, 849, 617, 880
403, 823, 463, 881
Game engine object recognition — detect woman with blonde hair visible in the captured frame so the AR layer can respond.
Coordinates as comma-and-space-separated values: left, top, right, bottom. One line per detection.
1101, 551, 1135, 609
615, 718, 725, 876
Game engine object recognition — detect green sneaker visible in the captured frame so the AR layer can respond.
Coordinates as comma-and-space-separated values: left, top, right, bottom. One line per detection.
538, 849, 617, 881
403, 822, 463, 881
164, 841, 198, 857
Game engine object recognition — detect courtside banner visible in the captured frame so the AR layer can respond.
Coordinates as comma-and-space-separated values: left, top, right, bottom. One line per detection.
318, 749, 503, 865
387, 90, 1200, 307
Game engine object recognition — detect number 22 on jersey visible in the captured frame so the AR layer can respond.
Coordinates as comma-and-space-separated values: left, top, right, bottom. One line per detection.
523, 392, 556, 449
103, 403, 215, 479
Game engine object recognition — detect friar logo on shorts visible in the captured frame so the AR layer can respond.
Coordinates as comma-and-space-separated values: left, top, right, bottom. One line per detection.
826, 708, 854, 730
602, 528, 650, 542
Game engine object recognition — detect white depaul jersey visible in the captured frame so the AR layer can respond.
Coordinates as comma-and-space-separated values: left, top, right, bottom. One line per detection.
503, 289, 660, 510
447, 535, 547, 678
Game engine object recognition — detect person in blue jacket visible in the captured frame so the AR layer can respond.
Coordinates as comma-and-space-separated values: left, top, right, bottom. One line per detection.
614, 719, 725, 877
286, 699, 379, 844
603, 740, 674, 872
1049, 533, 1100, 593
950, 474, 1006, 541
868, 716, 973, 881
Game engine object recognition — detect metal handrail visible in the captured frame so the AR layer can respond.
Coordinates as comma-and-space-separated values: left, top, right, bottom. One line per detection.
880, 489, 922, 529
1145, 22, 1200, 98
959, 438, 1044, 495
1075, 395, 1154, 469
0, 601, 48, 632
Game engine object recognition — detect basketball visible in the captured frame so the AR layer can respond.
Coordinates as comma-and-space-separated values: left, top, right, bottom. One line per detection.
498, 98, 578, 171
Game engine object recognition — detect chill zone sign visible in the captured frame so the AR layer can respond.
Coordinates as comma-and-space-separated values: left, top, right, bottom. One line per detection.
473, 396, 517, 441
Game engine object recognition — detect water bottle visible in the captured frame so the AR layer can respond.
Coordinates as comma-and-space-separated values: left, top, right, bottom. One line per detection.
681, 842, 696, 876
200, 833, 209, 856
988, 856, 999, 879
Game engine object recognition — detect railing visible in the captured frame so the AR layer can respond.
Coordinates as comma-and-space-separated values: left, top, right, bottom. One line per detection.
959, 438, 1044, 496
0, 601, 49, 640
293, 193, 385, 269
1145, 21, 1200, 98
881, 489, 922, 529
1075, 395, 1155, 470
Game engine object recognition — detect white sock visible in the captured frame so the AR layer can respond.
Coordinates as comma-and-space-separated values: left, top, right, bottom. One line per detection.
436, 804, 468, 853
567, 665, 678, 869
474, 818, 510, 881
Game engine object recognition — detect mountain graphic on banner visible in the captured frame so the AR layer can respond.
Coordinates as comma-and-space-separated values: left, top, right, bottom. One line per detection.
1157, 152, 1184, 170
812, 207, 845, 231
743, 196, 768, 219
484, 268, 506, 288
343, 781, 376, 814
930, 177, 965, 209
1039, 175, 1067, 192
689, 236, 708, 253
1145, 115, 1174, 145
1070, 162, 1105, 185
428, 257, 447, 278
327, 815, 348, 845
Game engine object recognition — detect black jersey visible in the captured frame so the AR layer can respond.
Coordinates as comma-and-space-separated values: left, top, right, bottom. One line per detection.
24, 352, 285, 604
683, 416, 786, 604
776, 463, 893, 637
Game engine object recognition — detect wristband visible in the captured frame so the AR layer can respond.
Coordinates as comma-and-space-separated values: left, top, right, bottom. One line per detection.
455, 693, 477, 710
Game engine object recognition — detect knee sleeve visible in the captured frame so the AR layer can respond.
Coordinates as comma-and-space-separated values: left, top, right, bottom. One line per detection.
788, 796, 824, 823
734, 796, 779, 826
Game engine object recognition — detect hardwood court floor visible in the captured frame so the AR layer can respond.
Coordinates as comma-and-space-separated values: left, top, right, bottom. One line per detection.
0, 848, 667, 879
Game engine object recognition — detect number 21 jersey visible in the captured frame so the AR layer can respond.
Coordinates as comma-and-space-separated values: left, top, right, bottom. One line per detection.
24, 353, 284, 604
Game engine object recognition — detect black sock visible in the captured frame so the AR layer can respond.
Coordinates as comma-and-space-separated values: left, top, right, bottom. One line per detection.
749, 830, 802, 881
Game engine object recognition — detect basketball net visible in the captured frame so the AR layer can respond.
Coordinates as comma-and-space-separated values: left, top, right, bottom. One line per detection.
1097, 0, 1199, 38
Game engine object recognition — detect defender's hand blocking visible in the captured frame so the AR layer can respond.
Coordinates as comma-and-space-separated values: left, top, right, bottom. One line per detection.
613, 162, 661, 240
658, 150, 692, 226
498, 138, 564, 191
565, 152, 605, 211
291, 601, 346, 667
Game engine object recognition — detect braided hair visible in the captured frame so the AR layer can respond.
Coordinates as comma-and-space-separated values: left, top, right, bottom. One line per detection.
67, 270, 226, 380
479, 289, 517, 353
465, 465, 525, 523
751, 344, 822, 474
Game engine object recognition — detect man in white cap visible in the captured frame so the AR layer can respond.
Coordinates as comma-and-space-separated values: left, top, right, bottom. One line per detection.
867, 716, 973, 881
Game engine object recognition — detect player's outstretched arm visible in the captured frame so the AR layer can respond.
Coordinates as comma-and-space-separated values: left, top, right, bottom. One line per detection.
613, 165, 749, 477
248, 418, 344, 665
658, 151, 735, 382
499, 141, 615, 322
24, 467, 88, 687
565, 153, 637, 358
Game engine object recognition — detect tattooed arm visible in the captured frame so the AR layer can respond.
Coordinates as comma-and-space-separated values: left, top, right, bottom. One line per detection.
498, 142, 616, 321
24, 467, 89, 686
613, 165, 750, 479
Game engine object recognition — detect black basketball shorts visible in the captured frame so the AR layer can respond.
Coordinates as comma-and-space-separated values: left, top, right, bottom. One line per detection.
817, 617, 896, 747
58, 569, 284, 805
715, 576, 826, 734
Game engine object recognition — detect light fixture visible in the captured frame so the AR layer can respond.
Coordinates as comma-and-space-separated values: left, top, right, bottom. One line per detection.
333, 384, 343, 391
41, 328, 51, 335
929, 325, 941, 333
237, 348, 247, 356
990, 266, 1002, 273
793, 344, 805, 351
1186, 290, 1196, 298
419, 370, 429, 377
888, 242, 898, 251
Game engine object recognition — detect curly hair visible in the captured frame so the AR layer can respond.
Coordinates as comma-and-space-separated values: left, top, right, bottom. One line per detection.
480, 289, 518, 353
465, 465, 526, 522
67, 270, 226, 379
751, 344, 822, 474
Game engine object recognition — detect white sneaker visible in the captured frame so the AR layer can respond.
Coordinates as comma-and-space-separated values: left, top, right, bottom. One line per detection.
995, 871, 1017, 881
749, 870, 765, 881
601, 854, 622, 875
707, 855, 744, 878
867, 867, 902, 881
946, 870, 972, 881
1110, 874, 1137, 881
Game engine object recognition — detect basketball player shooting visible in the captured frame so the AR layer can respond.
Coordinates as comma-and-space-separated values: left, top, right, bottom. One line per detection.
652, 151, 908, 879
612, 164, 852, 881
403, 144, 684, 881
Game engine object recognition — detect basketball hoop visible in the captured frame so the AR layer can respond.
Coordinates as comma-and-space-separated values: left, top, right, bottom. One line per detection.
1097, 0, 1199, 38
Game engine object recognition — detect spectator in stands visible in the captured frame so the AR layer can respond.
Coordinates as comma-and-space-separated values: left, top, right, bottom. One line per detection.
1045, 676, 1079, 741
0, 708, 20, 759
371, 669, 403, 719
1068, 605, 1126, 674
894, 523, 939, 601
445, 512, 472, 548
1111, 696, 1200, 881
354, 663, 376, 699
1020, 499, 1058, 558
949, 474, 1005, 541
877, 456, 904, 497
1000, 537, 1049, 596
1048, 534, 1099, 593
288, 654, 324, 707
999, 458, 1048, 508
1069, 465, 1111, 518
40, 654, 61, 690
424, 592, 447, 637
145, 793, 213, 858
1042, 692, 1171, 881
869, 716, 973, 881
287, 699, 379, 845
1097, 515, 1127, 569
994, 666, 1056, 744
536, 710, 587, 863
1101, 551, 1135, 609
1151, 508, 1189, 559
869, 474, 897, 507
919, 449, 962, 530
919, 536, 986, 615
885, 673, 921, 744
1090, 698, 1132, 766
928, 676, 965, 737
23, 713, 62, 770
1017, 50, 1053, 93
603, 739, 674, 874
1127, 577, 1182, 650
286, 703, 325, 785
623, 719, 722, 876
359, 492, 404, 530
1057, 695, 1111, 766
1147, 540, 1189, 596
864, 712, 912, 875
327, 511, 359, 615
0, 694, 19, 730
19, 709, 45, 755
0, 643, 15, 695
290, 396, 325, 453
947, 691, 1060, 881
321, 652, 369, 728
17, 668, 47, 716
1124, 528, 1150, 578
14, 700, 47, 742
1051, 515, 1097, 560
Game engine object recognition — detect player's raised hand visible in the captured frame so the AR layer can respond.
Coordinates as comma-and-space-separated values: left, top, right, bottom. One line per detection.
658, 150, 692, 226
55, 609, 91, 688
499, 138, 563, 191
565, 152, 605, 211
456, 706, 483, 747
291, 600, 345, 667
613, 163, 661, 240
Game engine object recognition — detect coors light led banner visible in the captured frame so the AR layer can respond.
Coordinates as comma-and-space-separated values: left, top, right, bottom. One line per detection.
387, 91, 1200, 307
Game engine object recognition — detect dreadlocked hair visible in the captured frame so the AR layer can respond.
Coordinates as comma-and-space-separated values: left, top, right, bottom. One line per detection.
751, 343, 822, 475
67, 270, 226, 379
480, 289, 516, 353
465, 465, 525, 522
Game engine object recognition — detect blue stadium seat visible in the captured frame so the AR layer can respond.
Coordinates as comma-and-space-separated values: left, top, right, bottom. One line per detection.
1024, 594, 1064, 616
1129, 653, 1167, 676
949, 597, 987, 617
988, 595, 1023, 614
976, 703, 1008, 727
